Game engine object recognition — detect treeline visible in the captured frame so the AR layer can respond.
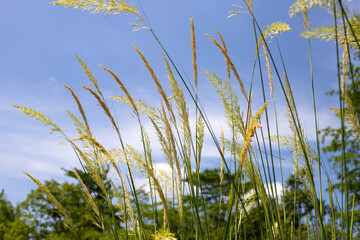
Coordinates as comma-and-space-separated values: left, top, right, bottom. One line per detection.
0, 167, 336, 239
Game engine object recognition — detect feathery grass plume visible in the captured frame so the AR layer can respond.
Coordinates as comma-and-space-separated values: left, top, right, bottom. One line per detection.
100, 65, 140, 118
259, 21, 290, 97
162, 53, 178, 94
190, 14, 197, 90
259, 21, 291, 77
208, 69, 246, 171
329, 102, 360, 140
72, 112, 125, 232
155, 168, 173, 192
73, 148, 119, 237
147, 113, 184, 222
290, 0, 360, 49
263, 45, 274, 97
205, 32, 249, 102
163, 56, 194, 204
81, 84, 121, 136
23, 172, 73, 229
159, 102, 183, 220
124, 145, 169, 228
112, 95, 163, 122
301, 25, 346, 45
70, 136, 115, 207
66, 110, 93, 149
216, 29, 231, 84
112, 177, 135, 232
13, 106, 93, 170
147, 115, 184, 220
293, 0, 311, 32
205, 67, 246, 193
170, 86, 192, 160
282, 75, 310, 163
206, 71, 246, 136
196, 116, 205, 163
301, 21, 360, 50
87, 162, 113, 205
132, 44, 177, 123
63, 83, 90, 131
263, 21, 291, 40
162, 53, 192, 170
289, 0, 332, 18
13, 105, 62, 134
75, 134, 122, 179
74, 54, 105, 101
51, 0, 148, 31
160, 103, 177, 180
250, 100, 269, 127
132, 44, 165, 98
239, 122, 262, 168
161, 103, 175, 168
235, 100, 267, 203
69, 106, 123, 228
162, 52, 189, 133
344, 95, 360, 139
152, 228, 177, 240
149, 117, 173, 167
30, 105, 98, 170
72, 168, 104, 230
73, 137, 119, 214
141, 127, 153, 167
163, 55, 193, 177
341, 31, 349, 94
335, 30, 360, 138
70, 132, 105, 181
338, 29, 360, 137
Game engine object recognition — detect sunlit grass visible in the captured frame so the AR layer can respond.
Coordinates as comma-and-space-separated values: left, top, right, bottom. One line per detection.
14, 0, 360, 239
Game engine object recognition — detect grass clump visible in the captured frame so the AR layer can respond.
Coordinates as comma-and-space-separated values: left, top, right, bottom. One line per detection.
14, 0, 360, 239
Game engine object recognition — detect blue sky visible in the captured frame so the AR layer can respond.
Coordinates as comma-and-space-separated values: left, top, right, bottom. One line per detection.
1, 0, 359, 204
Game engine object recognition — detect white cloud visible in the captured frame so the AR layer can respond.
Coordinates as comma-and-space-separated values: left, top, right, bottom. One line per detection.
0, 131, 80, 181
265, 182, 286, 200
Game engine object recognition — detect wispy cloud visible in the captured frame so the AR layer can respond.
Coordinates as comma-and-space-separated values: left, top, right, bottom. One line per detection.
0, 132, 79, 179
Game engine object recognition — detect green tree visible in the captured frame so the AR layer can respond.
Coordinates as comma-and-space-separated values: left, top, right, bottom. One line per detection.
321, 65, 360, 234
0, 190, 33, 240
18, 176, 113, 239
